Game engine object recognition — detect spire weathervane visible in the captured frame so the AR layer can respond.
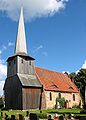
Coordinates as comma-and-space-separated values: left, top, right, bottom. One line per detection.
15, 7, 27, 54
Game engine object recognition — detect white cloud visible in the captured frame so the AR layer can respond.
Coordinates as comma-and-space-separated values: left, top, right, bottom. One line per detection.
0, 59, 7, 96
8, 42, 14, 47
2, 45, 7, 50
0, 81, 5, 96
82, 60, 86, 69
0, 50, 2, 55
0, 45, 7, 55
0, 59, 7, 80
33, 45, 43, 54
0, 42, 14, 55
0, 0, 69, 21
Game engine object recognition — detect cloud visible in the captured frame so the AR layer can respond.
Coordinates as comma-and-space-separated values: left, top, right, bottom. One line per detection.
0, 0, 69, 21
0, 46, 6, 55
0, 50, 2, 55
82, 60, 86, 69
0, 42, 14, 55
8, 42, 14, 47
33, 45, 43, 54
0, 45, 7, 55
2, 45, 7, 50
0, 59, 7, 96
0, 59, 7, 80
0, 81, 5, 96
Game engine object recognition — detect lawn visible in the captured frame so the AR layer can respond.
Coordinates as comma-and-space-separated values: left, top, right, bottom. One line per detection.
0, 111, 2, 120
0, 108, 82, 115
0, 108, 86, 119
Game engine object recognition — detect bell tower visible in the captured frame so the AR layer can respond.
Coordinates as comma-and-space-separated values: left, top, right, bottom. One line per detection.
7, 7, 35, 78
4, 8, 42, 110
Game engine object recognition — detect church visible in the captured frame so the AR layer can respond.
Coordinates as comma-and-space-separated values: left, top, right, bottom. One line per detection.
4, 8, 82, 110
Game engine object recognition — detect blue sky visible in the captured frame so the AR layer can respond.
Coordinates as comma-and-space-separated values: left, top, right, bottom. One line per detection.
0, 0, 86, 95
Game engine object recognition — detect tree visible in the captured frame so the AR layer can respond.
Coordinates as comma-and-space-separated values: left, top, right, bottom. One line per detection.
69, 69, 86, 108
0, 97, 4, 109
56, 97, 65, 108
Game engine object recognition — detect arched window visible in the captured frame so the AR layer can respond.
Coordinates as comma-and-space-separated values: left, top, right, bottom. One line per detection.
9, 61, 11, 66
73, 94, 75, 101
14, 60, 16, 64
21, 59, 23, 63
50, 92, 52, 101
58, 93, 61, 98
29, 61, 31, 65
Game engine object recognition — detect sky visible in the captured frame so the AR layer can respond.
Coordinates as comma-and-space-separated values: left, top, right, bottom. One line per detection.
0, 0, 86, 95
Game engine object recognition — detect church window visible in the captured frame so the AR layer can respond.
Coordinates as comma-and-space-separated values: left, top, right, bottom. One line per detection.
29, 61, 31, 65
9, 62, 11, 66
58, 93, 61, 98
21, 59, 23, 63
73, 94, 75, 101
50, 92, 52, 101
14, 60, 16, 64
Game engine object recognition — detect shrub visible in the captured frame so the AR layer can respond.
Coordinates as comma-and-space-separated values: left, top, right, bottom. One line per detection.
36, 113, 47, 119
72, 104, 80, 109
0, 97, 4, 109
56, 97, 65, 108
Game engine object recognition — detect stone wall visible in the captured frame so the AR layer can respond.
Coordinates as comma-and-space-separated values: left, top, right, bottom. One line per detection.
41, 90, 82, 109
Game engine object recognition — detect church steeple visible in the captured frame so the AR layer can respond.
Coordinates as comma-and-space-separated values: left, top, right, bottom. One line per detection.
15, 7, 27, 54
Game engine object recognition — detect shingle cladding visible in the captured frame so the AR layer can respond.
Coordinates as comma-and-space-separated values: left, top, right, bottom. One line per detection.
17, 73, 42, 87
7, 53, 35, 62
35, 67, 79, 93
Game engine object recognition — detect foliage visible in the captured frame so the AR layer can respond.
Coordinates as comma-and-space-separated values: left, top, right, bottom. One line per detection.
0, 111, 1, 120
36, 113, 47, 119
72, 104, 81, 109
0, 97, 4, 109
69, 69, 86, 106
69, 72, 76, 81
43, 108, 81, 114
0, 109, 83, 119
56, 97, 65, 108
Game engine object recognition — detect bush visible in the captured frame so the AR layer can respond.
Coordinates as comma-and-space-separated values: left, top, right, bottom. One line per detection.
72, 104, 80, 109
0, 97, 4, 109
36, 113, 47, 119
56, 97, 65, 108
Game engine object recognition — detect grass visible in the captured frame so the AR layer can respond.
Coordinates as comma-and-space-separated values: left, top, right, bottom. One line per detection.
0, 111, 2, 120
30, 108, 81, 114
0, 108, 86, 119
1, 108, 82, 115
1, 110, 26, 116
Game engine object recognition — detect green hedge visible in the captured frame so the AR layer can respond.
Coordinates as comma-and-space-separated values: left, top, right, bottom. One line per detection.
36, 113, 47, 119
0, 111, 2, 120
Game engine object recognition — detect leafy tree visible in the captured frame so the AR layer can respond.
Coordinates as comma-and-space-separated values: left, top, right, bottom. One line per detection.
0, 97, 4, 109
56, 97, 65, 108
69, 72, 76, 80
69, 69, 86, 108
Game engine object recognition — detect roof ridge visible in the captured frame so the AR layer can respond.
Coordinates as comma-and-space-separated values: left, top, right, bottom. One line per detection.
35, 66, 79, 93
36, 66, 65, 75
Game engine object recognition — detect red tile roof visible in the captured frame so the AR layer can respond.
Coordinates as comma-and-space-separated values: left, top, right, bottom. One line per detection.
35, 67, 79, 93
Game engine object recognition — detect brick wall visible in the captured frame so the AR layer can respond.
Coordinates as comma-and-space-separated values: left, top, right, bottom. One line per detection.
41, 90, 82, 109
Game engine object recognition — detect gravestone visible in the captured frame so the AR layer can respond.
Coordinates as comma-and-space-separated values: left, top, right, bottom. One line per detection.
11, 115, 15, 120
26, 111, 29, 117
30, 113, 39, 120
48, 115, 53, 120
59, 116, 64, 120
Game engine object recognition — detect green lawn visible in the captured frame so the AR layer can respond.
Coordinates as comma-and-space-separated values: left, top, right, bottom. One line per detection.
0, 108, 82, 115
1, 110, 26, 116
0, 108, 86, 119
30, 108, 81, 114
0, 111, 2, 120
